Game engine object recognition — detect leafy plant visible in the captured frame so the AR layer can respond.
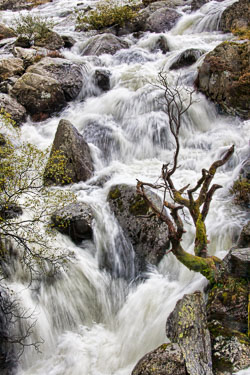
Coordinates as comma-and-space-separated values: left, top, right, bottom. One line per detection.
0, 110, 75, 277
12, 13, 54, 43
76, 0, 139, 30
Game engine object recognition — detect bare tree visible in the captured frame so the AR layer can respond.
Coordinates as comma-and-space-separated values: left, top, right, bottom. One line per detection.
136, 73, 234, 284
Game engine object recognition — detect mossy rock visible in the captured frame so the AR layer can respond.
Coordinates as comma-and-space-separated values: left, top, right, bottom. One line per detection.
108, 184, 169, 273
207, 276, 248, 334
208, 320, 250, 373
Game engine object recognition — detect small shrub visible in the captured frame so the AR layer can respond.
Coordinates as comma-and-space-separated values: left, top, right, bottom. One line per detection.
12, 13, 54, 43
230, 177, 250, 206
76, 0, 139, 31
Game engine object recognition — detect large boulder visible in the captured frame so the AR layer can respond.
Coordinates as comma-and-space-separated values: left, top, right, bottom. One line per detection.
219, 0, 250, 32
44, 119, 94, 185
206, 275, 248, 334
208, 320, 250, 374
223, 247, 250, 278
144, 7, 180, 32
0, 93, 26, 125
51, 202, 93, 244
132, 343, 187, 375
0, 23, 16, 40
108, 185, 169, 272
169, 48, 204, 70
11, 72, 66, 120
197, 41, 250, 119
81, 34, 129, 56
166, 291, 213, 375
27, 57, 83, 101
0, 58, 24, 81
34, 30, 65, 50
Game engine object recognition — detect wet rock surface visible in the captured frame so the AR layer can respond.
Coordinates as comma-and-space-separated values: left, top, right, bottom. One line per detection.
0, 93, 26, 125
237, 222, 250, 248
51, 202, 93, 244
206, 276, 248, 335
197, 41, 250, 119
44, 119, 94, 185
132, 343, 187, 375
93, 69, 111, 92
108, 184, 169, 273
34, 30, 65, 50
166, 291, 213, 375
219, 0, 250, 32
0, 23, 16, 39
144, 7, 180, 33
27, 57, 83, 101
170, 48, 204, 70
0, 58, 24, 81
81, 33, 129, 56
11, 72, 66, 119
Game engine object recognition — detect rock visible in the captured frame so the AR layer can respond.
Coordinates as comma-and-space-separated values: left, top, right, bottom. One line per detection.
219, 0, 250, 32
197, 41, 250, 119
34, 30, 65, 50
44, 119, 93, 185
11, 72, 66, 120
0, 202, 22, 220
108, 185, 169, 272
132, 343, 187, 375
208, 320, 250, 373
27, 57, 83, 101
0, 23, 16, 40
237, 222, 250, 248
153, 35, 169, 53
15, 35, 31, 48
13, 47, 37, 68
51, 202, 93, 244
144, 7, 180, 32
0, 58, 24, 81
166, 291, 213, 375
93, 69, 111, 91
0, 93, 26, 125
62, 35, 76, 48
206, 276, 248, 334
191, 0, 208, 11
170, 48, 204, 70
223, 247, 250, 279
81, 33, 129, 56
0, 77, 19, 94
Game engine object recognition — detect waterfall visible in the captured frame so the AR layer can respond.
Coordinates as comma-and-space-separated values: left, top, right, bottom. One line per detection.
0, 0, 249, 374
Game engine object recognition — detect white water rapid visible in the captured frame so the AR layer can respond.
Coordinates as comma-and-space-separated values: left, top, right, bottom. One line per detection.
0, 0, 249, 374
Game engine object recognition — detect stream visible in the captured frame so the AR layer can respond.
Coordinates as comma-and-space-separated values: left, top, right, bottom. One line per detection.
0, 0, 249, 374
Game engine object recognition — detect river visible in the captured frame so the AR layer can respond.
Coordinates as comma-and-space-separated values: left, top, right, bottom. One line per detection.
0, 0, 249, 374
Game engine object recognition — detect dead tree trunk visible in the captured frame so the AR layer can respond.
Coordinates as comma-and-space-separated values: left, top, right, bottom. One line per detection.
136, 73, 234, 284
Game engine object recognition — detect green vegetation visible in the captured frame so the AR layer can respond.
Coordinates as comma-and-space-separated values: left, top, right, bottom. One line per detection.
231, 177, 250, 206
12, 13, 54, 43
76, 0, 139, 31
0, 110, 75, 277
231, 26, 250, 40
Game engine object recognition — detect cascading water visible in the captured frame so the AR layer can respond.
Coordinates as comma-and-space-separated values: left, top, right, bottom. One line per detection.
0, 0, 249, 374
